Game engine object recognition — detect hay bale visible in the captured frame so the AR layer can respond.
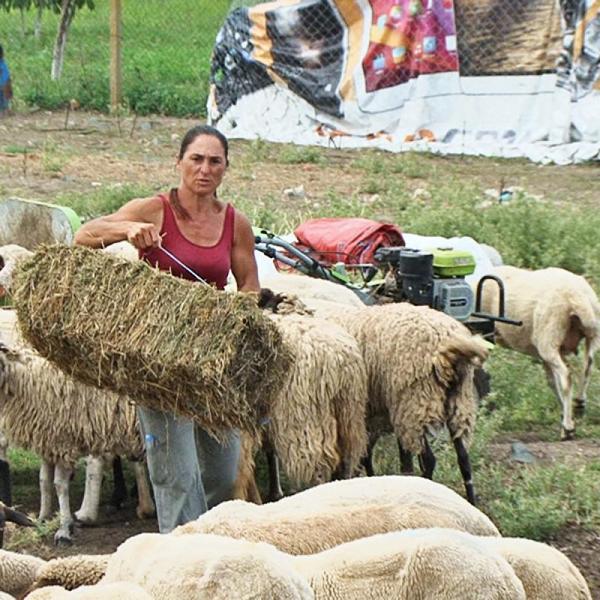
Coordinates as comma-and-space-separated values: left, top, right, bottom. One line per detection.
11, 244, 291, 436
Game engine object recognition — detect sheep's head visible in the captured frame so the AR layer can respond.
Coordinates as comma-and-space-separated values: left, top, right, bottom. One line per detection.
0, 244, 33, 297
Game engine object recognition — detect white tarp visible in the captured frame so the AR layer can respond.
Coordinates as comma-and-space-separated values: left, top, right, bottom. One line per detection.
208, 0, 600, 164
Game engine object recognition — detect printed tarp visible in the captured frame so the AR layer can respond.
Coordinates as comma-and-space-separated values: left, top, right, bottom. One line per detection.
208, 0, 600, 164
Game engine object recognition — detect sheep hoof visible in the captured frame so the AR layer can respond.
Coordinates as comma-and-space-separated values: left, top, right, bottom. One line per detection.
560, 428, 576, 441
136, 506, 156, 520
74, 512, 96, 526
53, 531, 73, 546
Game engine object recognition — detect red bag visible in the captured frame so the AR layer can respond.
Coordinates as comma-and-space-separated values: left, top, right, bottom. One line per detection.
294, 217, 404, 265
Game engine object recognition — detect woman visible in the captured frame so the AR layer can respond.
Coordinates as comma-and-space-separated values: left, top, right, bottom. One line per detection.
74, 125, 260, 533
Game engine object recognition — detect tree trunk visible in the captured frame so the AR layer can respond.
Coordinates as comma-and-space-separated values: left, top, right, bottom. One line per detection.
51, 0, 77, 81
20, 8, 26, 38
34, 5, 43, 39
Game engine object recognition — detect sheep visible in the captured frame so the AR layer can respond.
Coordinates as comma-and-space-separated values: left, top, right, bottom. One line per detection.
266, 293, 488, 505
0, 309, 22, 506
102, 533, 314, 600
99, 530, 525, 600
27, 555, 110, 593
24, 582, 153, 600
0, 549, 46, 598
259, 312, 368, 500
258, 272, 365, 308
485, 536, 592, 599
0, 310, 21, 347
0, 342, 155, 545
474, 265, 600, 439
174, 475, 500, 554
0, 246, 31, 300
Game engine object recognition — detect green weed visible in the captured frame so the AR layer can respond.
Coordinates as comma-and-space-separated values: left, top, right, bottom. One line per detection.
0, 1, 229, 116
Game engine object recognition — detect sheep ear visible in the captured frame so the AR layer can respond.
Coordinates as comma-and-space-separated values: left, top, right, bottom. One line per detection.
197, 553, 313, 600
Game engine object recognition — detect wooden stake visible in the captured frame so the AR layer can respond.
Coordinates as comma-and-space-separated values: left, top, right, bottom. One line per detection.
110, 0, 123, 112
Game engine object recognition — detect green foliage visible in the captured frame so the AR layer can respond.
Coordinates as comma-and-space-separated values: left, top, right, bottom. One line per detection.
0, 0, 229, 115
398, 188, 600, 287
483, 462, 600, 539
56, 184, 155, 221
278, 145, 324, 165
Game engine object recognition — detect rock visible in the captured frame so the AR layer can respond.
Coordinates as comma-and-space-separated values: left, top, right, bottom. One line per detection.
283, 185, 306, 200
510, 441, 536, 464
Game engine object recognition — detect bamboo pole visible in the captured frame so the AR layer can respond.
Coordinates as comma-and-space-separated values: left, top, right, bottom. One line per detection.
109, 0, 123, 112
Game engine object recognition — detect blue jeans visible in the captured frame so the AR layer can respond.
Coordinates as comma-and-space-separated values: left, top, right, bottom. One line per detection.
137, 405, 240, 533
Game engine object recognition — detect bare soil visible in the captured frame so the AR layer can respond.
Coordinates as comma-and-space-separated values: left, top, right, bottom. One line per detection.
1, 110, 599, 597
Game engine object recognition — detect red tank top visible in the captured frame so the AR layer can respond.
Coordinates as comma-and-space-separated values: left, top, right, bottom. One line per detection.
141, 194, 234, 290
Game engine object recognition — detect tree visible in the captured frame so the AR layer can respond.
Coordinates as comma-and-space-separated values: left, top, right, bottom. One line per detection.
0, 0, 94, 79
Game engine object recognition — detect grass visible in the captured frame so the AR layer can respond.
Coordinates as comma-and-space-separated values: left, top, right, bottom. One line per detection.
0, 0, 230, 116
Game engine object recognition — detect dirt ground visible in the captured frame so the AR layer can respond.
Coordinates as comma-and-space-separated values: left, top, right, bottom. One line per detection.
1, 110, 600, 597
1, 110, 599, 210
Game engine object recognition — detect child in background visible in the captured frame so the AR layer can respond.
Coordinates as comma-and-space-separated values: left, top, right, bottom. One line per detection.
0, 44, 13, 116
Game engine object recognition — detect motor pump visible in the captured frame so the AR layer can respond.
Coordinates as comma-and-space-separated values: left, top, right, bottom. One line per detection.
374, 247, 476, 321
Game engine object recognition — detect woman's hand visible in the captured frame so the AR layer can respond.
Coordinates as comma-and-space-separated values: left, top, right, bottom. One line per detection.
127, 222, 161, 250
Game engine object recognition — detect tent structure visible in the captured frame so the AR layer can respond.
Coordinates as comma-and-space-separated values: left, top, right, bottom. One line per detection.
208, 0, 600, 164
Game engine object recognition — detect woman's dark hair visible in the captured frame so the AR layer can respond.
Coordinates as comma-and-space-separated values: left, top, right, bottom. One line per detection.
0, 45, 3, 60
178, 124, 229, 165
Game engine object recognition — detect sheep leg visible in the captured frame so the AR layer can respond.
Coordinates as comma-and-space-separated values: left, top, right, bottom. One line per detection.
417, 436, 435, 479
74, 455, 104, 525
39, 461, 55, 521
133, 460, 156, 519
453, 436, 476, 506
106, 455, 127, 514
574, 338, 594, 418
360, 434, 379, 477
264, 439, 283, 502
0, 431, 11, 506
53, 463, 74, 546
542, 357, 575, 439
398, 440, 414, 474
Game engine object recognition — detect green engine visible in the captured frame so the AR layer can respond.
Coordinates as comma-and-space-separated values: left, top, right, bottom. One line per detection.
373, 246, 476, 321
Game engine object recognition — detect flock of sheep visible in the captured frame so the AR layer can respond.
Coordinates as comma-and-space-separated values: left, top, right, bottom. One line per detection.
0, 476, 593, 598
0, 239, 597, 598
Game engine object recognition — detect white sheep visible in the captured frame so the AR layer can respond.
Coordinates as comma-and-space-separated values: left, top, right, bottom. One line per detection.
259, 272, 365, 307
174, 475, 500, 553
102, 533, 314, 600
0, 246, 31, 300
259, 312, 368, 500
99, 530, 524, 600
0, 549, 46, 598
24, 582, 153, 599
28, 555, 110, 593
475, 265, 600, 439
485, 536, 592, 599
0, 342, 154, 545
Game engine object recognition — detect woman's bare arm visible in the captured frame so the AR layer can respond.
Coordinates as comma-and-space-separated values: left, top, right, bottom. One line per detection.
231, 211, 260, 293
74, 197, 163, 249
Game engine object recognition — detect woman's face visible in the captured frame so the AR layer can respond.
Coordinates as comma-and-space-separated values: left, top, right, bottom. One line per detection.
178, 134, 227, 198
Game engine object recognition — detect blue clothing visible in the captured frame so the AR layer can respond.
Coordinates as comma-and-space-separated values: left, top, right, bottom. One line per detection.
0, 59, 10, 111
0, 60, 9, 86
137, 405, 241, 533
